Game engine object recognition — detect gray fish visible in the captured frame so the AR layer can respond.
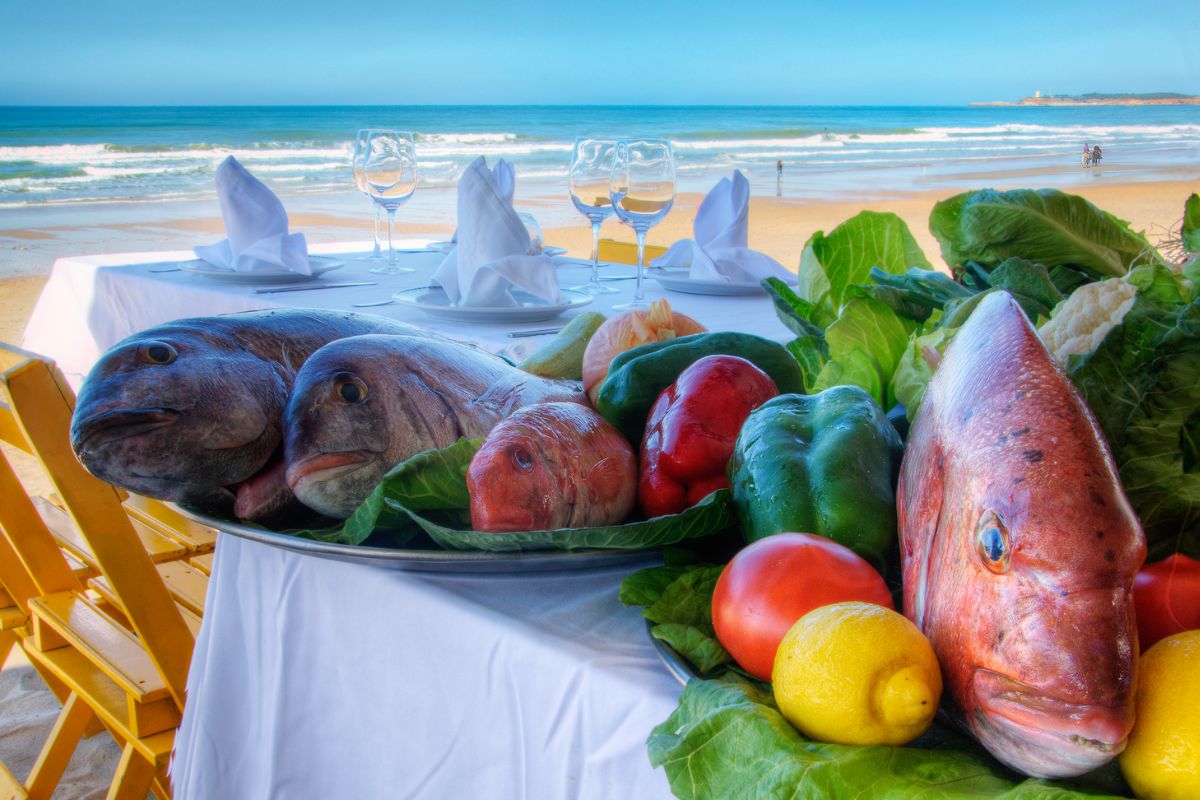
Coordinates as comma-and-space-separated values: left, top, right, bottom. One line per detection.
284, 334, 587, 518
71, 309, 424, 520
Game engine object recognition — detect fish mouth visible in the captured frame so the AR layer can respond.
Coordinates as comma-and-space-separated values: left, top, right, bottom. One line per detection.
73, 408, 180, 451
971, 668, 1129, 778
286, 451, 377, 489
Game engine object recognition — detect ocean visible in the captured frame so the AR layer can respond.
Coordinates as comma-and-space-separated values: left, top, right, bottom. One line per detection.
2, 105, 1199, 208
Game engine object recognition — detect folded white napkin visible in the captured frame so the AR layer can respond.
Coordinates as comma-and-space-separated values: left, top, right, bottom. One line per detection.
194, 156, 310, 274
651, 170, 793, 283
433, 157, 561, 307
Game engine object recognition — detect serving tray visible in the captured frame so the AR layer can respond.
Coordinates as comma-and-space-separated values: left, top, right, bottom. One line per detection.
177, 506, 662, 574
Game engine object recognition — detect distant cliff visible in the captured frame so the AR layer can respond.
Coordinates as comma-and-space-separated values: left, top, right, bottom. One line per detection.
971, 92, 1200, 107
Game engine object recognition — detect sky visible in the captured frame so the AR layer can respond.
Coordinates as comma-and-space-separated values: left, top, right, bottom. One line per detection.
1, 0, 1198, 106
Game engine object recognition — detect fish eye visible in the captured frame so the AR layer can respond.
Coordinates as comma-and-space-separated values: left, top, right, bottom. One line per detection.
332, 373, 368, 404
137, 341, 177, 365
511, 447, 535, 471
976, 512, 1010, 574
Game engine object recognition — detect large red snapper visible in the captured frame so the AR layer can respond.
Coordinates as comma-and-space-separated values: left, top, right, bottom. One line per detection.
898, 291, 1145, 779
468, 402, 636, 532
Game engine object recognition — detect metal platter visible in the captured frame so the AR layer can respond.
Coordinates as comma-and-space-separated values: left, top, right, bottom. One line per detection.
178, 506, 663, 575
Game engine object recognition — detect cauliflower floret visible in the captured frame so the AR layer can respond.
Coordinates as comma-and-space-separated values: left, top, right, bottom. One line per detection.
1038, 278, 1137, 364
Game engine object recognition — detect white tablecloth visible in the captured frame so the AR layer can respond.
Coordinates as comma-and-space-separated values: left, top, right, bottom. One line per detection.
21, 242, 794, 799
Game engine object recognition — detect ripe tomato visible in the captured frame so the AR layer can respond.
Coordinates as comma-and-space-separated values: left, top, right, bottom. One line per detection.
712, 532, 894, 681
1133, 553, 1200, 652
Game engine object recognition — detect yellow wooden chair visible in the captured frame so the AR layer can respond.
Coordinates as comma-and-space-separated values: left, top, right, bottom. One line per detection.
3, 346, 198, 799
0, 435, 100, 799
597, 238, 668, 265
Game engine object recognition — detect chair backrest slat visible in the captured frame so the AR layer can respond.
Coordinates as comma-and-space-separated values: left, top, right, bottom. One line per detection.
1, 348, 193, 710
0, 448, 82, 608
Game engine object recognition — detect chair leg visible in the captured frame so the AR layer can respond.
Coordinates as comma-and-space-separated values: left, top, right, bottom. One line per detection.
152, 762, 172, 800
107, 744, 155, 800
0, 629, 16, 669
24, 692, 94, 800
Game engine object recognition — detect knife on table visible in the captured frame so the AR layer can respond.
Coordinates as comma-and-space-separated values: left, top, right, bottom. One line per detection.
254, 282, 377, 294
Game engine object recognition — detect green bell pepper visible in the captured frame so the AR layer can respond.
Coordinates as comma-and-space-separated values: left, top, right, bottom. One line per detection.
728, 386, 903, 564
594, 332, 806, 445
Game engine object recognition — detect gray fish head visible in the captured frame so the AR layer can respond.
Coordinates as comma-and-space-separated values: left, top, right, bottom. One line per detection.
283, 336, 411, 519
71, 326, 288, 511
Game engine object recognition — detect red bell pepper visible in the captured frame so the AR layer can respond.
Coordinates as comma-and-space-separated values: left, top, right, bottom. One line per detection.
1133, 553, 1200, 651
638, 355, 778, 517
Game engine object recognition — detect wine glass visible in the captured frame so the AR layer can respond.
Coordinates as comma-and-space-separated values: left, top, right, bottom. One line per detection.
362, 130, 418, 274
568, 137, 619, 294
609, 139, 675, 310
352, 129, 385, 262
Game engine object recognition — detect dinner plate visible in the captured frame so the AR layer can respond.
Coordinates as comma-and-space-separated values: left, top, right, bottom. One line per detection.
651, 268, 792, 296
426, 241, 567, 257
392, 286, 593, 323
177, 507, 661, 574
178, 256, 344, 284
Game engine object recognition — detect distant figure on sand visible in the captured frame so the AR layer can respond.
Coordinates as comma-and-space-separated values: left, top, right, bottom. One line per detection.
775, 159, 783, 196
776, 159, 783, 178
1090, 144, 1102, 166
1081, 144, 1092, 168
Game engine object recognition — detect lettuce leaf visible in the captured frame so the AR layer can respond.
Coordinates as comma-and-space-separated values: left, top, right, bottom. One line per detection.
621, 562, 732, 676
378, 439, 734, 552
891, 326, 958, 422
1184, 193, 1200, 254
797, 211, 933, 326
648, 676, 1131, 800
1066, 277, 1200, 559
930, 188, 1157, 277
813, 297, 912, 409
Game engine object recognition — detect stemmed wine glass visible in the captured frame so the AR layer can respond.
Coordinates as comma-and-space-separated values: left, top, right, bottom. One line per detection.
361, 130, 418, 274
352, 129, 385, 262
568, 138, 619, 294
609, 139, 675, 310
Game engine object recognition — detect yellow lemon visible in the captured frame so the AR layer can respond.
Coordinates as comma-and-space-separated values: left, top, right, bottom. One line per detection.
771, 601, 942, 746
1119, 629, 1200, 800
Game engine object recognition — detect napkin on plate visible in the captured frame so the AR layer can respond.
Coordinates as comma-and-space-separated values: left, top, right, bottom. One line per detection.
650, 170, 793, 283
194, 156, 311, 274
432, 157, 561, 307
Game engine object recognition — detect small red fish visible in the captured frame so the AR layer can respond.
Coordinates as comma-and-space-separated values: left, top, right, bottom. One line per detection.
468, 402, 636, 532
898, 291, 1145, 779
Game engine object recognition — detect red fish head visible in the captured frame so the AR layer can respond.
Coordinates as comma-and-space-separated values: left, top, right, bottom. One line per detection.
901, 291, 1146, 779
467, 423, 560, 532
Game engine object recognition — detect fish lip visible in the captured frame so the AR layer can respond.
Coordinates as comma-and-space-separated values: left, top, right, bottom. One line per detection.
73, 408, 180, 451
286, 451, 377, 489
972, 668, 1129, 757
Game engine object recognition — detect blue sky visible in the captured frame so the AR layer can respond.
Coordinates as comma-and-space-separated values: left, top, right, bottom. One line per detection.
2, 0, 1197, 105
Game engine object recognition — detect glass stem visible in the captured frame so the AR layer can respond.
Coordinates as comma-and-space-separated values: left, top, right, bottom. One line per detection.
373, 204, 383, 257
634, 228, 647, 302
589, 219, 602, 284
386, 207, 397, 265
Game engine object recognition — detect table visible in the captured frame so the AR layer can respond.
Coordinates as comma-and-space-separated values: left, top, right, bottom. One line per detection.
22, 244, 794, 799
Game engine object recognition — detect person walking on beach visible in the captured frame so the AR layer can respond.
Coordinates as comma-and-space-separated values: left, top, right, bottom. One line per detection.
1091, 144, 1102, 166
1081, 143, 1092, 168
776, 159, 783, 178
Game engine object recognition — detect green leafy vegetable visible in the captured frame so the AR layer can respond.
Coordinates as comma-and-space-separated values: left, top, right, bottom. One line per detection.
374, 440, 734, 552
621, 562, 732, 676
813, 297, 912, 409
847, 267, 974, 324
1064, 272, 1200, 559
648, 676, 1131, 800
796, 211, 933, 326
930, 188, 1157, 278
985, 258, 1064, 319
1184, 193, 1200, 254
891, 326, 957, 421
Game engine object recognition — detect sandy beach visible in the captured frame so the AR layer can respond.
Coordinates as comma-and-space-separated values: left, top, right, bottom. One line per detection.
0, 176, 1195, 795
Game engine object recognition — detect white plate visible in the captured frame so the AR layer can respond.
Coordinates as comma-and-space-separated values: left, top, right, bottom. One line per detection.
425, 242, 566, 257
179, 256, 344, 284
392, 286, 593, 323
651, 268, 792, 296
